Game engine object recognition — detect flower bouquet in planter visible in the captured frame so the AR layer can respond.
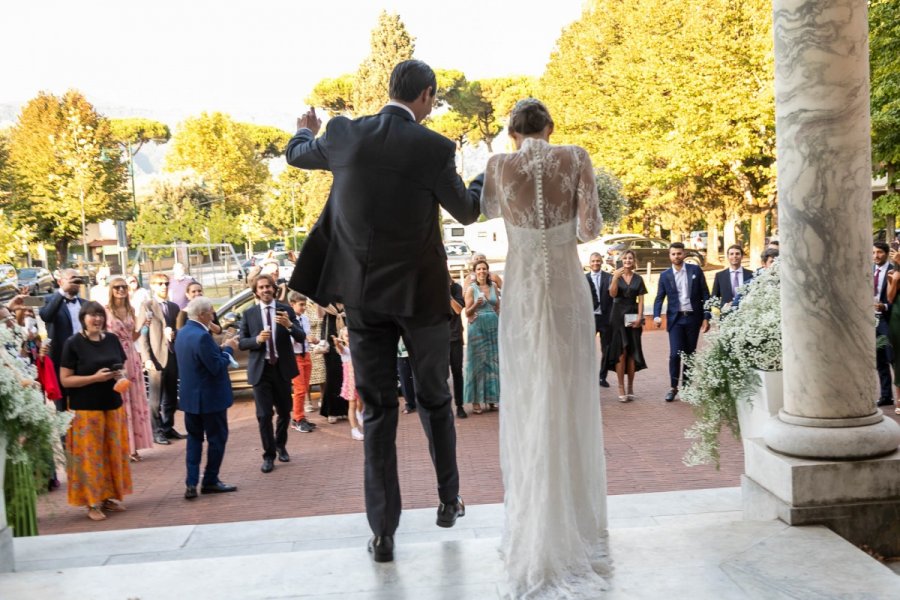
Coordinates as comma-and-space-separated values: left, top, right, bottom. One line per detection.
0, 320, 72, 536
681, 261, 783, 467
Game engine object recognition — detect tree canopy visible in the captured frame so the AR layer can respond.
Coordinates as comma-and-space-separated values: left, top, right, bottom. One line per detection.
353, 11, 415, 116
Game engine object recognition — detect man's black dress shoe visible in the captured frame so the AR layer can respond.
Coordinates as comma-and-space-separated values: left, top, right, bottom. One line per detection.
261, 458, 274, 473
165, 429, 187, 440
436, 495, 465, 528
456, 406, 467, 419
154, 434, 170, 445
367, 535, 394, 563
877, 398, 893, 406
184, 485, 198, 500
664, 388, 677, 402
277, 447, 290, 462
201, 481, 237, 494
599, 379, 610, 388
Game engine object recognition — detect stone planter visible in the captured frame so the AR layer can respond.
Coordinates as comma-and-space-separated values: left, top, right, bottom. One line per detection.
0, 433, 13, 573
736, 369, 783, 444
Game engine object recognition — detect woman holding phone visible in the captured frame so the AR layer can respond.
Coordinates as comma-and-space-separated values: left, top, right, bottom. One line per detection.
59, 301, 133, 521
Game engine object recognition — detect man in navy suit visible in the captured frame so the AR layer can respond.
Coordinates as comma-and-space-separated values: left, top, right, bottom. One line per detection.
586, 253, 614, 386
39, 268, 85, 411
711, 245, 754, 308
175, 297, 240, 499
874, 242, 894, 406
239, 273, 305, 474
653, 242, 710, 402
286, 60, 481, 562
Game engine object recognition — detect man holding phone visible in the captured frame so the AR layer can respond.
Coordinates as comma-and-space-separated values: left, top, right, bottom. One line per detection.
238, 273, 306, 473
39, 268, 86, 412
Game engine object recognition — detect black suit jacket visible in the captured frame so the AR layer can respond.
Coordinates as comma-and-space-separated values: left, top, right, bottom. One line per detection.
585, 271, 613, 331
39, 291, 84, 370
711, 268, 754, 307
238, 302, 305, 386
285, 105, 483, 317
876, 264, 894, 335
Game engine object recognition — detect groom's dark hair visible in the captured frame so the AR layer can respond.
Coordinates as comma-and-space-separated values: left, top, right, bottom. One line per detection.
389, 60, 437, 102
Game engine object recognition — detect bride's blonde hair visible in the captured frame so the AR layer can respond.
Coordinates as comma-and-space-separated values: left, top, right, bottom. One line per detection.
509, 99, 553, 135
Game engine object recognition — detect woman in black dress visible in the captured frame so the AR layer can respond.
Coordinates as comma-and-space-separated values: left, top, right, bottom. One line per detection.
318, 303, 347, 423
606, 250, 648, 402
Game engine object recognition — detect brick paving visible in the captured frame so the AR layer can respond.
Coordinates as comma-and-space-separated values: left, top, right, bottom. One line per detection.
36, 328, 882, 535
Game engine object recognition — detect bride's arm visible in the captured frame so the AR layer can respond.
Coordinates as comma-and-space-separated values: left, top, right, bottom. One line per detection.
480, 156, 502, 220
575, 147, 602, 242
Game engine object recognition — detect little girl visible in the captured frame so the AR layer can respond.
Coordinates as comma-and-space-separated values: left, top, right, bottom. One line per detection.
333, 327, 364, 441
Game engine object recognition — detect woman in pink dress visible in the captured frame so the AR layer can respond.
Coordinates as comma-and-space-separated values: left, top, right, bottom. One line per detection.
106, 276, 154, 461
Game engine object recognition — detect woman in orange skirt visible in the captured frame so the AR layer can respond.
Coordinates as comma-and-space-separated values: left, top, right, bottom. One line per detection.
59, 301, 133, 521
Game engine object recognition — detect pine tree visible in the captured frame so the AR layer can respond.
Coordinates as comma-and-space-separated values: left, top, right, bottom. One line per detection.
353, 11, 415, 116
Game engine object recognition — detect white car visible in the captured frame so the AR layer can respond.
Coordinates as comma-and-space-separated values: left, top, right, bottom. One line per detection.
576, 234, 646, 269
445, 241, 473, 273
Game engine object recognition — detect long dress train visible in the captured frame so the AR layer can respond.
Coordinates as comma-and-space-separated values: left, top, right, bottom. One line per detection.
482, 137, 611, 598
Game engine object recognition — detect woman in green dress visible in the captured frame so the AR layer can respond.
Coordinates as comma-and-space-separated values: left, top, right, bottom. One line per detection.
463, 260, 500, 414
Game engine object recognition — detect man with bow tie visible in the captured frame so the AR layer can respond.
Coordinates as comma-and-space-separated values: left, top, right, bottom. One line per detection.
39, 268, 85, 412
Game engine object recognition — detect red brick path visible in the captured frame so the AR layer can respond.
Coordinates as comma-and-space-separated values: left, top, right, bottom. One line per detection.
34, 329, 801, 534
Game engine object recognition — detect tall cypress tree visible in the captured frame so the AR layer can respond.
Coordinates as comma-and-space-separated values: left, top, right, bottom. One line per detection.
353, 11, 415, 116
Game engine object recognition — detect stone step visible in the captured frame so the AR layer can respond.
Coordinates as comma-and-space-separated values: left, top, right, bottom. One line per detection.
3, 488, 898, 598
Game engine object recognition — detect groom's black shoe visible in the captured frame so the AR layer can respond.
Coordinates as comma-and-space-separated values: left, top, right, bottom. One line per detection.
436, 495, 465, 528
367, 535, 394, 563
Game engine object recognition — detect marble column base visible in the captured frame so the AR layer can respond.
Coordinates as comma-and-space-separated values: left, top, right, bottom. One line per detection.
743, 438, 900, 557
763, 410, 900, 459
0, 526, 13, 573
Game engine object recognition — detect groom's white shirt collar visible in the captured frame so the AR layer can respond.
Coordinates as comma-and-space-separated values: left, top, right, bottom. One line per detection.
385, 101, 416, 121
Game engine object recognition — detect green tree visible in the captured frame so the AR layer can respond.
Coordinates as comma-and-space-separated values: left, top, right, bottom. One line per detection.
595, 168, 628, 228
870, 0, 900, 233
7, 90, 129, 264
108, 118, 171, 154
165, 112, 270, 212
242, 124, 291, 159
353, 11, 415, 116
306, 74, 357, 116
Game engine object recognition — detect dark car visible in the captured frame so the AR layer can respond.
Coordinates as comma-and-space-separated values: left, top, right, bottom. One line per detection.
607, 238, 705, 271
17, 267, 55, 295
215, 288, 257, 390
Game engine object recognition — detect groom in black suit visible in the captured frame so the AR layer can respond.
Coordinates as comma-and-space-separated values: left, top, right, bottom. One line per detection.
286, 60, 483, 563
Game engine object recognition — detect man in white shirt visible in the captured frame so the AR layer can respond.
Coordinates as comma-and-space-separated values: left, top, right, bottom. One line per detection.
586, 252, 613, 387
874, 242, 893, 406
711, 245, 753, 308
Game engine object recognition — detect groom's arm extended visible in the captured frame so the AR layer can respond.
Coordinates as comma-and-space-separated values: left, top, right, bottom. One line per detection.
435, 153, 483, 226
285, 108, 333, 171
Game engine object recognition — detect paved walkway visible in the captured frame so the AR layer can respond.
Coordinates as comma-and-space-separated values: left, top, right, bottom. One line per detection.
36, 330, 756, 534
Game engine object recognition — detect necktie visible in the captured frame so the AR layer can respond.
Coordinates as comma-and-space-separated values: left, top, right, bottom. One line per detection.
875, 267, 881, 296
732, 271, 740, 295
266, 306, 277, 365
594, 273, 602, 302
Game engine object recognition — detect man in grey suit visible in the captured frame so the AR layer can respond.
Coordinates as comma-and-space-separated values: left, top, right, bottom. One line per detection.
285, 60, 483, 563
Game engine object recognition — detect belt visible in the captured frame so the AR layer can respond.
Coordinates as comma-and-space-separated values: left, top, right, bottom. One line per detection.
675, 311, 694, 317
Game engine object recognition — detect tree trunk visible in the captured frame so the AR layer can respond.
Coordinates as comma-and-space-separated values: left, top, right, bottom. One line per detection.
55, 239, 69, 268
749, 211, 767, 269
707, 222, 720, 265
723, 212, 738, 251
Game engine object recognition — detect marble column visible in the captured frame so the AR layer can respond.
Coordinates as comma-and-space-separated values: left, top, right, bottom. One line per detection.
764, 0, 900, 458
743, 0, 900, 557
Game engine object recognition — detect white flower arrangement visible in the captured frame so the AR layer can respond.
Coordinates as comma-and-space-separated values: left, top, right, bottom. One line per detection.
0, 322, 72, 473
681, 260, 782, 466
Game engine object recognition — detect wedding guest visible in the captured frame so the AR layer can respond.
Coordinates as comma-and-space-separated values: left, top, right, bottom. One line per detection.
59, 301, 132, 522
89, 274, 110, 305
106, 277, 154, 462
288, 292, 317, 433
167, 263, 196, 309
449, 277, 466, 418
463, 259, 500, 414
260, 259, 290, 302
464, 252, 503, 289
305, 300, 326, 413
40, 268, 86, 411
885, 249, 900, 415
126, 275, 150, 311
760, 248, 779, 270
586, 252, 613, 387
874, 242, 894, 407
606, 250, 648, 401
711, 245, 753, 308
176, 297, 240, 499
335, 327, 364, 440
175, 282, 221, 333
318, 303, 347, 424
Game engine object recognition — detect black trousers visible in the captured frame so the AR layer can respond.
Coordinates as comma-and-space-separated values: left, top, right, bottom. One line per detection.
596, 325, 610, 383
346, 307, 460, 537
148, 352, 179, 435
876, 332, 893, 401
397, 356, 417, 410
252, 363, 292, 459
449, 340, 464, 407
184, 409, 229, 487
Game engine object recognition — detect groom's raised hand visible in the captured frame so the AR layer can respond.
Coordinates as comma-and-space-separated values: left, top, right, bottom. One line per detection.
297, 108, 322, 135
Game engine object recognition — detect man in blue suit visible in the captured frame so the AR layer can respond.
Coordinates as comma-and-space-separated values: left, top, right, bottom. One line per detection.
175, 297, 240, 500
653, 242, 710, 402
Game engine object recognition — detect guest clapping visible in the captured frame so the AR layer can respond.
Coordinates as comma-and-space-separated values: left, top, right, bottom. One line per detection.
463, 259, 500, 414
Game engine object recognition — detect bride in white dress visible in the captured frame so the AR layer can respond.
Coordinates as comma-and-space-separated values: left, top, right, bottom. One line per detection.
481, 99, 611, 598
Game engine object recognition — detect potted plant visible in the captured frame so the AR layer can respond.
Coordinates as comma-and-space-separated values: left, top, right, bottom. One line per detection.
0, 319, 72, 538
681, 261, 783, 467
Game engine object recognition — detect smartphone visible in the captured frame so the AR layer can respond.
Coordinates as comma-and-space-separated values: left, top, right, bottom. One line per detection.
22, 296, 45, 307
110, 363, 124, 371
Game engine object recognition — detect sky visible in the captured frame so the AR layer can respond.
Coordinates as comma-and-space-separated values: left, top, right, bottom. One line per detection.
3, 0, 586, 127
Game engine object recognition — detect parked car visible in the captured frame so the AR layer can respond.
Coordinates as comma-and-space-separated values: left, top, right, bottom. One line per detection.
17, 267, 55, 295
0, 279, 17, 303
445, 240, 473, 273
690, 231, 708, 250
0, 264, 16, 284
215, 288, 256, 390
607, 238, 705, 271
577, 233, 647, 268
273, 242, 286, 252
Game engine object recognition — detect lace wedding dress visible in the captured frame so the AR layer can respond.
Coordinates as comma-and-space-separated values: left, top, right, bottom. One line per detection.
482, 138, 611, 598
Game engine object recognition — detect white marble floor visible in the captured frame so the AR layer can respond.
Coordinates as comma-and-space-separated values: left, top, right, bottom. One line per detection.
3, 488, 898, 599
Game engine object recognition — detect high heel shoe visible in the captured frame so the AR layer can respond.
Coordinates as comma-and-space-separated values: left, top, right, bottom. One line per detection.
626, 384, 635, 402
617, 385, 628, 403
